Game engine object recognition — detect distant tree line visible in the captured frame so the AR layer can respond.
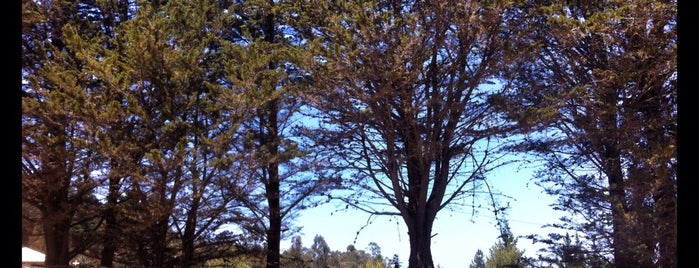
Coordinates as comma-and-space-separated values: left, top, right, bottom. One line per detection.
277, 235, 390, 268
22, 0, 676, 268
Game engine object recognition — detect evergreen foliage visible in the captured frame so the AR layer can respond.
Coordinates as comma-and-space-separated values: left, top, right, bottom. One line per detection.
496, 0, 677, 266
532, 232, 610, 268
469, 249, 486, 268
280, 235, 391, 268
298, 0, 519, 266
484, 220, 524, 268
390, 254, 402, 268
21, 0, 677, 267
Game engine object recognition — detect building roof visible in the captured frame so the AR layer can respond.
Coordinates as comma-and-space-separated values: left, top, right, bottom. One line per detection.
22, 247, 45, 264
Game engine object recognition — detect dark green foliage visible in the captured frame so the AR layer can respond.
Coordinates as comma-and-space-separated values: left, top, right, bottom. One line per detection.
23, 0, 285, 266
280, 235, 390, 268
218, 1, 338, 267
21, 0, 677, 267
22, 0, 129, 265
469, 249, 485, 268
390, 254, 401, 268
530, 233, 610, 268
496, 0, 677, 267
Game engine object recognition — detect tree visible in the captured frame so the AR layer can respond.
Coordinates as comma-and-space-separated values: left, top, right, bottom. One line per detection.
281, 235, 390, 268
24, 1, 264, 266
484, 220, 524, 268
282, 235, 311, 268
149, 1, 260, 266
22, 0, 120, 265
532, 233, 604, 268
220, 1, 337, 267
367, 241, 383, 261
390, 254, 402, 268
23, 0, 334, 266
51, 1, 143, 266
103, 3, 197, 266
301, 1, 517, 267
310, 235, 331, 268
469, 249, 486, 268
22, 1, 190, 265
496, 0, 677, 267
24, 0, 338, 266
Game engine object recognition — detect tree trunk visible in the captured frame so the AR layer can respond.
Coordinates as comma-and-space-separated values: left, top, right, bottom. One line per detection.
42, 124, 74, 268
607, 168, 634, 268
153, 218, 170, 268
262, 8, 282, 267
181, 194, 200, 268
100, 172, 122, 268
644, 84, 677, 268
265, 171, 281, 268
597, 104, 634, 268
405, 218, 435, 268
655, 180, 677, 268
99, 207, 118, 267
264, 99, 282, 268
43, 212, 72, 267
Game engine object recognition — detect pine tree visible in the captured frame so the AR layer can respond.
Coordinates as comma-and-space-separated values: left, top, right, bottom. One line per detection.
390, 254, 402, 268
22, 0, 122, 265
496, 1, 677, 266
469, 249, 486, 268
23, 1, 262, 266
300, 1, 518, 267
282, 236, 311, 268
484, 220, 524, 268
220, 1, 337, 266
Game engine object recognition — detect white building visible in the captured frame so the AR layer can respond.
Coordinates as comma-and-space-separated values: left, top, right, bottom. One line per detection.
22, 247, 45, 267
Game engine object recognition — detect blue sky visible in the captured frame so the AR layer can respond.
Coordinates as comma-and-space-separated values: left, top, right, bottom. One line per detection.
282, 161, 567, 268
